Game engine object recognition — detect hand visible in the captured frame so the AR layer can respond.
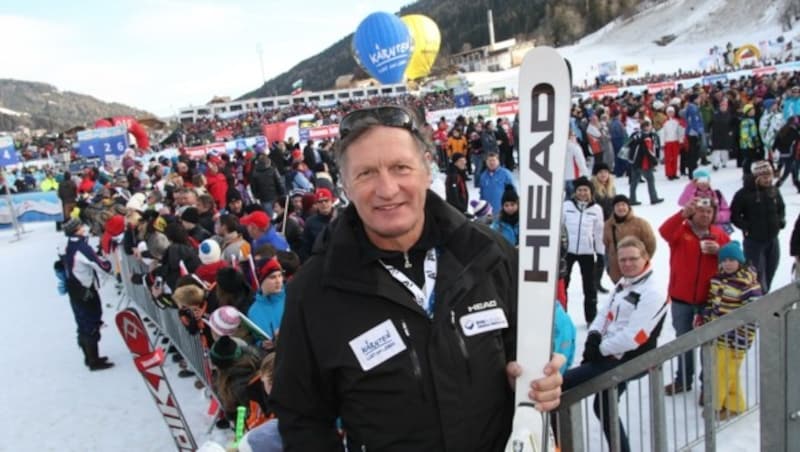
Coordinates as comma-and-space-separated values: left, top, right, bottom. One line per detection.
505, 354, 565, 412
701, 240, 720, 255
682, 202, 695, 219
151, 284, 163, 298
693, 314, 704, 329
261, 339, 275, 351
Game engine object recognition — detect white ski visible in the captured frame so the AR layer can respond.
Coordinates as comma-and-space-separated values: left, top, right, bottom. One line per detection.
506, 46, 571, 452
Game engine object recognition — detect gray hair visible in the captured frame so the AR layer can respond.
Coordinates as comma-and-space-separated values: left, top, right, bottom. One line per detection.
334, 115, 432, 181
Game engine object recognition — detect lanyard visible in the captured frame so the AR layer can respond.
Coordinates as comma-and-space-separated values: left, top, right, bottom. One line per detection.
380, 248, 437, 318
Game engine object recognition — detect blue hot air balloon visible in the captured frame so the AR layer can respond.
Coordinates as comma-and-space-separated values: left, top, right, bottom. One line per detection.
352, 12, 413, 84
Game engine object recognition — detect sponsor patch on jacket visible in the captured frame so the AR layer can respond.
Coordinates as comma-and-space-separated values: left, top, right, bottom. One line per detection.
349, 319, 407, 371
624, 291, 641, 307
459, 308, 509, 337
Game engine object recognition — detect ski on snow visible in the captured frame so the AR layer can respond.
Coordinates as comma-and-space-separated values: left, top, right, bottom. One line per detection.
116, 307, 197, 451
505, 46, 571, 452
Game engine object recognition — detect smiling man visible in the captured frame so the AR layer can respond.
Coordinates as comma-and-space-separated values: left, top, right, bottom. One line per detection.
271, 106, 564, 451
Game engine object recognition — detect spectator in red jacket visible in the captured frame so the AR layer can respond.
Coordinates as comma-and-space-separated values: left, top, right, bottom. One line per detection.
206, 156, 229, 210
659, 196, 730, 397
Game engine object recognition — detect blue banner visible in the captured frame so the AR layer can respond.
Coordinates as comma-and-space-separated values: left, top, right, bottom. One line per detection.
0, 136, 19, 167
77, 126, 129, 160
0, 191, 63, 227
223, 135, 267, 153
702, 74, 728, 85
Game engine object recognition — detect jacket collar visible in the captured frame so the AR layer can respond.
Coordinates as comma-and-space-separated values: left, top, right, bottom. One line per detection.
314, 192, 508, 313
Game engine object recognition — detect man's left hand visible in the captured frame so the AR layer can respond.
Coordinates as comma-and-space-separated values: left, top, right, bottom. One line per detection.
506, 354, 565, 412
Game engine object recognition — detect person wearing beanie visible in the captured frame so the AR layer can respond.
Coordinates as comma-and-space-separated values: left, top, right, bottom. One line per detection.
730, 160, 786, 292
205, 155, 228, 211
225, 190, 245, 218
209, 335, 267, 427
562, 176, 605, 324
298, 188, 335, 262
445, 152, 469, 214
739, 102, 761, 174
491, 185, 519, 246
479, 151, 516, 214
697, 239, 762, 419
215, 266, 254, 313
684, 92, 705, 175
250, 153, 286, 215
180, 206, 212, 245
195, 239, 227, 284
248, 257, 285, 349
660, 101, 685, 179
468, 199, 493, 226
707, 98, 738, 171
677, 168, 732, 233
659, 197, 731, 396
602, 194, 657, 283
60, 216, 114, 370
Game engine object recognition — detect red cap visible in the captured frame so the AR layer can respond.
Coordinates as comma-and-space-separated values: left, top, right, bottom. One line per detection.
240, 211, 270, 230
315, 188, 333, 202
208, 155, 223, 166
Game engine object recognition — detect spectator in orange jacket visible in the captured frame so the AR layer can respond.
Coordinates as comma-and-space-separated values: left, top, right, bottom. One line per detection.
446, 129, 468, 160
659, 197, 730, 397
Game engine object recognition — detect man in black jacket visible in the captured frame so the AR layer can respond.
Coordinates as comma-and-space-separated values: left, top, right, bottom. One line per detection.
707, 99, 738, 170
730, 160, 786, 292
250, 153, 285, 215
271, 106, 564, 451
627, 119, 664, 206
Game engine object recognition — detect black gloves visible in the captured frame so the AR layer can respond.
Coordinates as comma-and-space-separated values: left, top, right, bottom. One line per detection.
582, 331, 603, 364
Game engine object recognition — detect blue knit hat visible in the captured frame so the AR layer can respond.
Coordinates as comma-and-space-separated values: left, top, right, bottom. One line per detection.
718, 240, 745, 264
692, 168, 710, 183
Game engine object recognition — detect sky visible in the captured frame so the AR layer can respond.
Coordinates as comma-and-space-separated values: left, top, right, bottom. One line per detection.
0, 0, 412, 117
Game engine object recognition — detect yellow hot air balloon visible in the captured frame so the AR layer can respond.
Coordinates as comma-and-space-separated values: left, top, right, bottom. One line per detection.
401, 14, 441, 80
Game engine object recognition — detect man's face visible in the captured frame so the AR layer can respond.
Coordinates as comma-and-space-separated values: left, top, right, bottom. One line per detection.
177, 162, 188, 174
316, 198, 333, 216
618, 246, 646, 278
229, 199, 242, 213
342, 126, 430, 248
756, 173, 773, 187
454, 157, 467, 170
692, 205, 715, 228
291, 196, 303, 213
260, 271, 283, 295
486, 155, 500, 171
614, 202, 630, 217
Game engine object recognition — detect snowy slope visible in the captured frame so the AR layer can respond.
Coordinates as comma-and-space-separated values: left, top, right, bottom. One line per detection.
465, 0, 792, 97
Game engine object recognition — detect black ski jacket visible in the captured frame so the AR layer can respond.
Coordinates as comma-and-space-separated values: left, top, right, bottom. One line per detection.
271, 192, 518, 451
730, 177, 786, 242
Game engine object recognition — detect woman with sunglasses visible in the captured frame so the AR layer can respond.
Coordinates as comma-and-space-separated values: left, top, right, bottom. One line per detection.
271, 106, 564, 451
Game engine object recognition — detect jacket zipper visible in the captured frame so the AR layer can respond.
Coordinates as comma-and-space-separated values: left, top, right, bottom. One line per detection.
574, 203, 584, 253
401, 320, 426, 399
692, 251, 702, 302
450, 310, 472, 382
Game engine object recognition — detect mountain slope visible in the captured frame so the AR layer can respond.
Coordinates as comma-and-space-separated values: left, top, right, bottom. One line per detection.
0, 79, 152, 133
239, 0, 645, 99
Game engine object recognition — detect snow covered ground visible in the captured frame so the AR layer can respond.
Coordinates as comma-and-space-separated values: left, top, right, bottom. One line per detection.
2, 162, 796, 451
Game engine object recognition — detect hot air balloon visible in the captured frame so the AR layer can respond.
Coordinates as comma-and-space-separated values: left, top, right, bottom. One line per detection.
352, 12, 413, 84
401, 14, 440, 80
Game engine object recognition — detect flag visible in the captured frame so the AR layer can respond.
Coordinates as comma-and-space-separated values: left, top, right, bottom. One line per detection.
291, 79, 303, 95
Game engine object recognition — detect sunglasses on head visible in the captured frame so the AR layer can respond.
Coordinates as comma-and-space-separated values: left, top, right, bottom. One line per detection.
339, 106, 419, 139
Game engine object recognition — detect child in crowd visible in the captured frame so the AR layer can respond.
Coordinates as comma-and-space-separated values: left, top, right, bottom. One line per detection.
696, 241, 762, 420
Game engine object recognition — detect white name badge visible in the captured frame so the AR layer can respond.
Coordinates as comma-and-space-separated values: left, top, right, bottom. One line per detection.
349, 319, 407, 371
459, 308, 509, 337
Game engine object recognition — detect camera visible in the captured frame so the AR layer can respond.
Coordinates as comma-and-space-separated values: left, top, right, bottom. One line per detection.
697, 198, 711, 207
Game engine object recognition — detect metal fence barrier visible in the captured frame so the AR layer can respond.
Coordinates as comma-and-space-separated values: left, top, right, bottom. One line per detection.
555, 282, 800, 451
117, 251, 216, 399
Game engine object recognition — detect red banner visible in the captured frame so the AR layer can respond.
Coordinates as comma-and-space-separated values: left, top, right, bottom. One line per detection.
262, 122, 293, 145
214, 129, 233, 141
646, 81, 676, 93
590, 87, 619, 99
307, 124, 339, 140
495, 101, 519, 116
183, 143, 227, 160
752, 66, 776, 76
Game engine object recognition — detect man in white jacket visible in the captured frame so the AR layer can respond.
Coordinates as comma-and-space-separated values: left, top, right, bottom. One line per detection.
558, 235, 668, 452
562, 176, 605, 324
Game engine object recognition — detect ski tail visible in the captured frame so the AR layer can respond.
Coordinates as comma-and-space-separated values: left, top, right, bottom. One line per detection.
116, 308, 197, 451
506, 46, 572, 452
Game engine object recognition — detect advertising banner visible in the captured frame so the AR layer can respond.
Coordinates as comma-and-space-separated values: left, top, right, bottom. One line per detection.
0, 191, 63, 226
